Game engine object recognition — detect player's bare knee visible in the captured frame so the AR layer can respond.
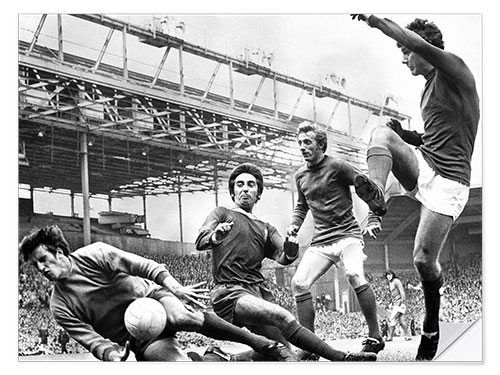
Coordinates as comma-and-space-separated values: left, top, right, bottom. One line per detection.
346, 270, 365, 288
267, 304, 295, 328
291, 276, 311, 295
370, 125, 394, 145
277, 310, 296, 328
413, 255, 428, 274
413, 254, 439, 279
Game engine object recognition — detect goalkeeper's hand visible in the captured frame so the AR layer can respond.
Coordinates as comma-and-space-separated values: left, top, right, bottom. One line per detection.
283, 235, 299, 260
363, 213, 382, 239
386, 118, 403, 138
103, 341, 130, 361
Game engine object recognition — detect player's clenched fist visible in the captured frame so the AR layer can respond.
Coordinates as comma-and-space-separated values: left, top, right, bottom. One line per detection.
212, 221, 234, 243
283, 235, 299, 260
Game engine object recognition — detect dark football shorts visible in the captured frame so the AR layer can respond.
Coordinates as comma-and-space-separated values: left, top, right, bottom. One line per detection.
210, 282, 276, 325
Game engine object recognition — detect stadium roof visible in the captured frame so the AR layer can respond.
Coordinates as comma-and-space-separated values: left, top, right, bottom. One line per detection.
19, 14, 411, 199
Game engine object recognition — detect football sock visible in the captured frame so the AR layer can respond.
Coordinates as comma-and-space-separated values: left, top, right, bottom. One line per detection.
283, 320, 345, 361
366, 146, 392, 190
295, 291, 315, 332
355, 284, 382, 340
421, 274, 444, 333
401, 321, 410, 337
199, 312, 271, 351
388, 326, 395, 340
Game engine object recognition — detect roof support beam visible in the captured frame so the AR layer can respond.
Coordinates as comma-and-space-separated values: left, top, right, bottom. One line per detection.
151, 46, 171, 86
93, 28, 115, 71
57, 15, 64, 61
203, 62, 221, 101
385, 209, 420, 243
27, 14, 47, 55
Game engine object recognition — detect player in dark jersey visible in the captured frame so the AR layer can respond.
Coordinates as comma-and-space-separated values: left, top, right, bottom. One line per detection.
196, 162, 376, 361
384, 270, 411, 342
351, 14, 480, 360
286, 122, 384, 357
19, 225, 301, 362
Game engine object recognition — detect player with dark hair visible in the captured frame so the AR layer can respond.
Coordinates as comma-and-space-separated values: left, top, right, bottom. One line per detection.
351, 14, 480, 360
196, 162, 376, 361
384, 270, 411, 342
19, 225, 300, 362
286, 122, 385, 357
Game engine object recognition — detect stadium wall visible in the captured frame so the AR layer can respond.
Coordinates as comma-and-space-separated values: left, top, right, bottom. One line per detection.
18, 213, 196, 256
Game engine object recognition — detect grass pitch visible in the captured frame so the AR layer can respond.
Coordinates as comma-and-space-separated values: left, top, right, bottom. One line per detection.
19, 335, 418, 362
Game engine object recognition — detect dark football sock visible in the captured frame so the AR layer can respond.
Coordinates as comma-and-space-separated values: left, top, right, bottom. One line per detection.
421, 274, 444, 333
283, 320, 345, 361
295, 291, 315, 332
366, 146, 392, 189
355, 284, 382, 340
198, 312, 271, 352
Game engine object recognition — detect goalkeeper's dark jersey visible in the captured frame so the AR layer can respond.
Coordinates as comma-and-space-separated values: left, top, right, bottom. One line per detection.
49, 243, 169, 360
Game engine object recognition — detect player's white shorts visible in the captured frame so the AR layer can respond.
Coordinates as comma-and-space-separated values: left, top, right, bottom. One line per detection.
404, 148, 469, 221
389, 304, 407, 326
308, 237, 366, 276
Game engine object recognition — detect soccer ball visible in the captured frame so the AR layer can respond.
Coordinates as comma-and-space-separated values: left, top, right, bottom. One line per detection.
124, 298, 167, 341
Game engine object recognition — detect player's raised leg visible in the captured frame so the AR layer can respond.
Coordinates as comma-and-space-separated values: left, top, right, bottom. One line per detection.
358, 125, 419, 216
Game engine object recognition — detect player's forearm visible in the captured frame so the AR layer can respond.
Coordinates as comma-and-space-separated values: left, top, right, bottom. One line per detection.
160, 273, 185, 293
291, 204, 308, 228
195, 229, 215, 250
57, 319, 116, 360
291, 186, 309, 228
196, 211, 224, 250
105, 245, 169, 282
367, 15, 427, 54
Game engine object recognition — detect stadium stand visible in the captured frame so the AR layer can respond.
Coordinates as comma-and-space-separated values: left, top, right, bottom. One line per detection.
18, 244, 481, 355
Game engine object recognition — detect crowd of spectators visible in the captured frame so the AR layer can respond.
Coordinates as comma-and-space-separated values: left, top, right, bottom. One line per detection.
150, 252, 214, 289
368, 251, 482, 334
18, 247, 482, 356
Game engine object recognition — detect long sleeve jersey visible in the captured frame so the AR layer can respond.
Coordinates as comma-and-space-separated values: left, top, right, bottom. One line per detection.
389, 278, 406, 306
195, 206, 296, 285
49, 242, 171, 360
291, 155, 362, 246
368, 16, 480, 186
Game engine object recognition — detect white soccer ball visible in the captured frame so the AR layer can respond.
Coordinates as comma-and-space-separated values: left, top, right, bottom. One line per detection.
124, 297, 167, 341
